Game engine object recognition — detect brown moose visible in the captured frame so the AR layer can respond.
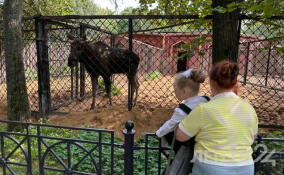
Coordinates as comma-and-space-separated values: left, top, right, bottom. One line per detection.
67, 36, 140, 109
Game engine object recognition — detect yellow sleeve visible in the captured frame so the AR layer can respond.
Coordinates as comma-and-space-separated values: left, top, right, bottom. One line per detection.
254, 111, 259, 135
248, 104, 258, 135
178, 104, 203, 137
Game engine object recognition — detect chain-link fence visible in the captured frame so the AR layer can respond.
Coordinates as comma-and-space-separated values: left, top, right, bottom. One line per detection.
0, 15, 283, 125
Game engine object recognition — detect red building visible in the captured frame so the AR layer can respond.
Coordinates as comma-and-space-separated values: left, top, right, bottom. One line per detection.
114, 33, 268, 75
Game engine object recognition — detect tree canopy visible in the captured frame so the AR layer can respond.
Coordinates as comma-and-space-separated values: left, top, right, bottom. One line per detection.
0, 0, 113, 19
135, 0, 284, 56
23, 0, 113, 16
136, 0, 283, 17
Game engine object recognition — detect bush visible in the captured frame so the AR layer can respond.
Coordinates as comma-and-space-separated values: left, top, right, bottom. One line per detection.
146, 71, 161, 81
98, 79, 121, 96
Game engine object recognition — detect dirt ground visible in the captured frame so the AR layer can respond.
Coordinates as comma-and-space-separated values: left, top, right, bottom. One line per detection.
0, 103, 7, 121
0, 75, 283, 138
1, 101, 283, 139
0, 102, 172, 139
49, 106, 173, 139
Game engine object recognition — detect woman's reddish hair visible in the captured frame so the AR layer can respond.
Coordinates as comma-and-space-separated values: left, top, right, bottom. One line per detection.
210, 60, 239, 89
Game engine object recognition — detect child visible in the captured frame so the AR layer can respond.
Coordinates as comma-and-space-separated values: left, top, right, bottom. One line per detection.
156, 68, 210, 153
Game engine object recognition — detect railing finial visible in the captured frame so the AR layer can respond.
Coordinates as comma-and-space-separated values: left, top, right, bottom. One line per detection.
125, 120, 134, 133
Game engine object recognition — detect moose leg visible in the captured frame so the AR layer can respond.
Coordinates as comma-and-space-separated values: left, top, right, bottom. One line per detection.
127, 75, 138, 108
90, 76, 98, 109
104, 76, 112, 105
132, 75, 139, 107
134, 76, 139, 106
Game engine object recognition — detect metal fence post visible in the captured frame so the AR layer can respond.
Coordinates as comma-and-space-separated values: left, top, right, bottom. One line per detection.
110, 35, 116, 84
37, 124, 43, 174
123, 121, 135, 175
35, 16, 51, 120
79, 24, 86, 98
26, 124, 32, 175
243, 42, 250, 85
111, 34, 116, 48
128, 18, 133, 111
1, 134, 6, 174
265, 42, 272, 87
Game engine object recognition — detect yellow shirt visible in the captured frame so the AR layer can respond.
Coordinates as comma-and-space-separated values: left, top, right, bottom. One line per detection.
179, 92, 258, 165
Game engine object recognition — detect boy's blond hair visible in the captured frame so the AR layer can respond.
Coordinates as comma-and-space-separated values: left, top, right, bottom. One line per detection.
174, 68, 206, 96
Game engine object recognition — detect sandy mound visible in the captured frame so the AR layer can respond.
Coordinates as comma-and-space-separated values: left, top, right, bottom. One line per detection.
49, 106, 173, 139
0, 74, 282, 139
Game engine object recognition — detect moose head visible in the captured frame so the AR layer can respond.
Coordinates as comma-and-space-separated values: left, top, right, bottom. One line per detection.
67, 39, 85, 67
66, 34, 85, 68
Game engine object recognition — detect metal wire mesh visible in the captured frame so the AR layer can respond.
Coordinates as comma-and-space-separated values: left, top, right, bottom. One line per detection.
238, 18, 284, 124
0, 15, 283, 126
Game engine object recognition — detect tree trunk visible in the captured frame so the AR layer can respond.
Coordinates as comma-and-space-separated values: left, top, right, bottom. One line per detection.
3, 0, 31, 130
212, 0, 242, 64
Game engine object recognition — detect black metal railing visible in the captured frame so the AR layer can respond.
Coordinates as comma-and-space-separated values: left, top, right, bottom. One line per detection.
0, 120, 284, 175
0, 120, 120, 174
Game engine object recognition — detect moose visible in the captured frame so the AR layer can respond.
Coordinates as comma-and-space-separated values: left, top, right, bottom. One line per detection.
67, 35, 140, 109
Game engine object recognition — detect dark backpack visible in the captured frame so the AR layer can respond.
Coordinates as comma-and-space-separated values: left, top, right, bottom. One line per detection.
178, 95, 210, 115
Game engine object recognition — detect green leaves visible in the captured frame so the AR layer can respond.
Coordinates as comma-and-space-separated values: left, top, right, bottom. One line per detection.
137, 0, 283, 18
226, 2, 237, 13
22, 0, 113, 17
175, 34, 211, 60
146, 71, 161, 81
244, 0, 283, 18
276, 45, 284, 54
213, 6, 227, 14
98, 79, 122, 96
264, 130, 284, 151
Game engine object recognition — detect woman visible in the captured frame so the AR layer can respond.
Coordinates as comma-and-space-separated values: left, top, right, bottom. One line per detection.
176, 60, 258, 175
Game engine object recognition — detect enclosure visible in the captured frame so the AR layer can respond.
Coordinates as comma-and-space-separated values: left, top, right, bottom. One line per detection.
0, 15, 283, 174
0, 15, 283, 125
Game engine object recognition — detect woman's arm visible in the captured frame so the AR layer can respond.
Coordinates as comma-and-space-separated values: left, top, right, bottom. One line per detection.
176, 105, 203, 142
176, 126, 191, 142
